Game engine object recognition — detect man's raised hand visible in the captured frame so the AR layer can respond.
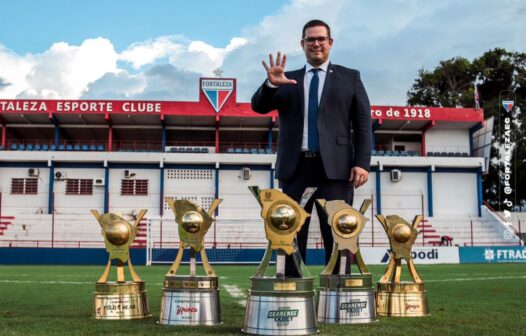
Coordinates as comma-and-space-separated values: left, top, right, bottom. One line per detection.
262, 52, 297, 86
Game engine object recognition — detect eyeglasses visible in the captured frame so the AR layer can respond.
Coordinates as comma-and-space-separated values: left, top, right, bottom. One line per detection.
303, 36, 331, 45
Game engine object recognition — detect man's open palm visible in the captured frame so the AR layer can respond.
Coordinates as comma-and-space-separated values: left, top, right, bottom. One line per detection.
262, 52, 297, 86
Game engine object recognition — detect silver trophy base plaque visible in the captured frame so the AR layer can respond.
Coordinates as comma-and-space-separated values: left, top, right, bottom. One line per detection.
159, 276, 221, 326
243, 277, 318, 336
316, 274, 377, 324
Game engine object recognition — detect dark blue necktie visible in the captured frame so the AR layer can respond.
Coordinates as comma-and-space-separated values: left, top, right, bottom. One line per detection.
308, 68, 320, 152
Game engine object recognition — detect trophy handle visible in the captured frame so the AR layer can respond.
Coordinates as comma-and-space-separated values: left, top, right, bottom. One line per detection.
359, 199, 372, 214
165, 197, 176, 214
292, 238, 312, 278
91, 210, 101, 226
354, 250, 370, 274
407, 258, 423, 283
412, 215, 424, 229
376, 214, 388, 232
200, 249, 216, 277
134, 209, 148, 228
207, 199, 222, 216
320, 242, 339, 275
379, 252, 395, 284
248, 186, 262, 206
254, 242, 273, 277
166, 244, 185, 276
97, 259, 112, 283
127, 258, 143, 282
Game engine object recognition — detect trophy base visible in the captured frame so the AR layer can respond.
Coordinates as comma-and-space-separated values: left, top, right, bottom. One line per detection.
242, 277, 318, 335
93, 281, 150, 320
317, 274, 377, 324
159, 276, 221, 326
376, 282, 429, 317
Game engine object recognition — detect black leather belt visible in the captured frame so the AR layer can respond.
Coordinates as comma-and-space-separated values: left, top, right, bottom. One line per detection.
302, 151, 319, 158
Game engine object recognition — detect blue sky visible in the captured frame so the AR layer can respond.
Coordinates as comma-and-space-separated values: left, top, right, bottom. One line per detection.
0, 0, 524, 105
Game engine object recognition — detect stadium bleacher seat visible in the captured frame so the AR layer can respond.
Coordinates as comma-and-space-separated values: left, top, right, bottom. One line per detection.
42, 144, 49, 151
250, 148, 258, 154
50, 144, 56, 151
193, 147, 201, 153
440, 152, 447, 156
226, 148, 235, 153
265, 148, 273, 154
177, 147, 185, 153
378, 150, 385, 156
34, 144, 41, 151
371, 149, 377, 156
0, 145, 4, 150
242, 148, 250, 154
58, 144, 65, 151
26, 144, 34, 151
201, 148, 208, 153
81, 144, 89, 151
427, 152, 433, 156
258, 148, 265, 154
235, 148, 242, 154
448, 152, 455, 156
461, 152, 469, 157
10, 144, 18, 150
97, 144, 105, 151
18, 144, 26, 151
89, 144, 96, 151
73, 144, 81, 151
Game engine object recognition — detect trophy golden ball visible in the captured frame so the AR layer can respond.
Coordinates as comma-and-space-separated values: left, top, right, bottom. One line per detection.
181, 211, 203, 233
105, 220, 131, 246
269, 204, 296, 231
336, 214, 359, 234
392, 223, 411, 243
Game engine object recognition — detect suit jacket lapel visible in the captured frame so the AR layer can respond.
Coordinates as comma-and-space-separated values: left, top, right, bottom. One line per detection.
318, 62, 333, 116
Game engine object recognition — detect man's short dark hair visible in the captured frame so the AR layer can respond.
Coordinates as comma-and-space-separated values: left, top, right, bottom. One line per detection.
302, 20, 331, 39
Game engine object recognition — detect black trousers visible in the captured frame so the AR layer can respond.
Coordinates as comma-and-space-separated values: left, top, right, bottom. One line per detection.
279, 154, 354, 277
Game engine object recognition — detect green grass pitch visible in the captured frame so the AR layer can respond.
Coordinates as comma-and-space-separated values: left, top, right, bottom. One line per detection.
0, 263, 525, 335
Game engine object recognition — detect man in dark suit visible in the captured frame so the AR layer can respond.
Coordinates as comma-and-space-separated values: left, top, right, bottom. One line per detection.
252, 19, 371, 276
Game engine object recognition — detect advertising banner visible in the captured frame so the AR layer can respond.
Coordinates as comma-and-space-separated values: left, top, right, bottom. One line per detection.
361, 247, 459, 265
459, 246, 526, 263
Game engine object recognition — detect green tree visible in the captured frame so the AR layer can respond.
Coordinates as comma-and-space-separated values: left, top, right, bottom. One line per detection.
407, 48, 526, 210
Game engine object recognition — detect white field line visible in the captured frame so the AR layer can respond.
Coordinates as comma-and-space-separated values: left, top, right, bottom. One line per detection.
223, 284, 247, 308
0, 279, 164, 285
426, 275, 526, 282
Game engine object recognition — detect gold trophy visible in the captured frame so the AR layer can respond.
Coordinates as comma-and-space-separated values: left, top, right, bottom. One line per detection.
91, 210, 150, 320
315, 199, 377, 323
242, 187, 318, 336
160, 197, 222, 325
375, 214, 429, 317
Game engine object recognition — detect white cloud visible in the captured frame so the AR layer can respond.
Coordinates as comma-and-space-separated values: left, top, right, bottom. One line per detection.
119, 36, 185, 69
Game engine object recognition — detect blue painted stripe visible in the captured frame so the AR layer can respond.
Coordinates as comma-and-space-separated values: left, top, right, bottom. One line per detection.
163, 163, 216, 170
477, 167, 482, 217
214, 168, 219, 216
108, 163, 159, 169
375, 166, 381, 214
270, 169, 275, 189
161, 125, 166, 152
48, 163, 55, 214
159, 167, 165, 216
104, 166, 109, 212
220, 164, 272, 171
427, 167, 434, 217
0, 162, 48, 168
